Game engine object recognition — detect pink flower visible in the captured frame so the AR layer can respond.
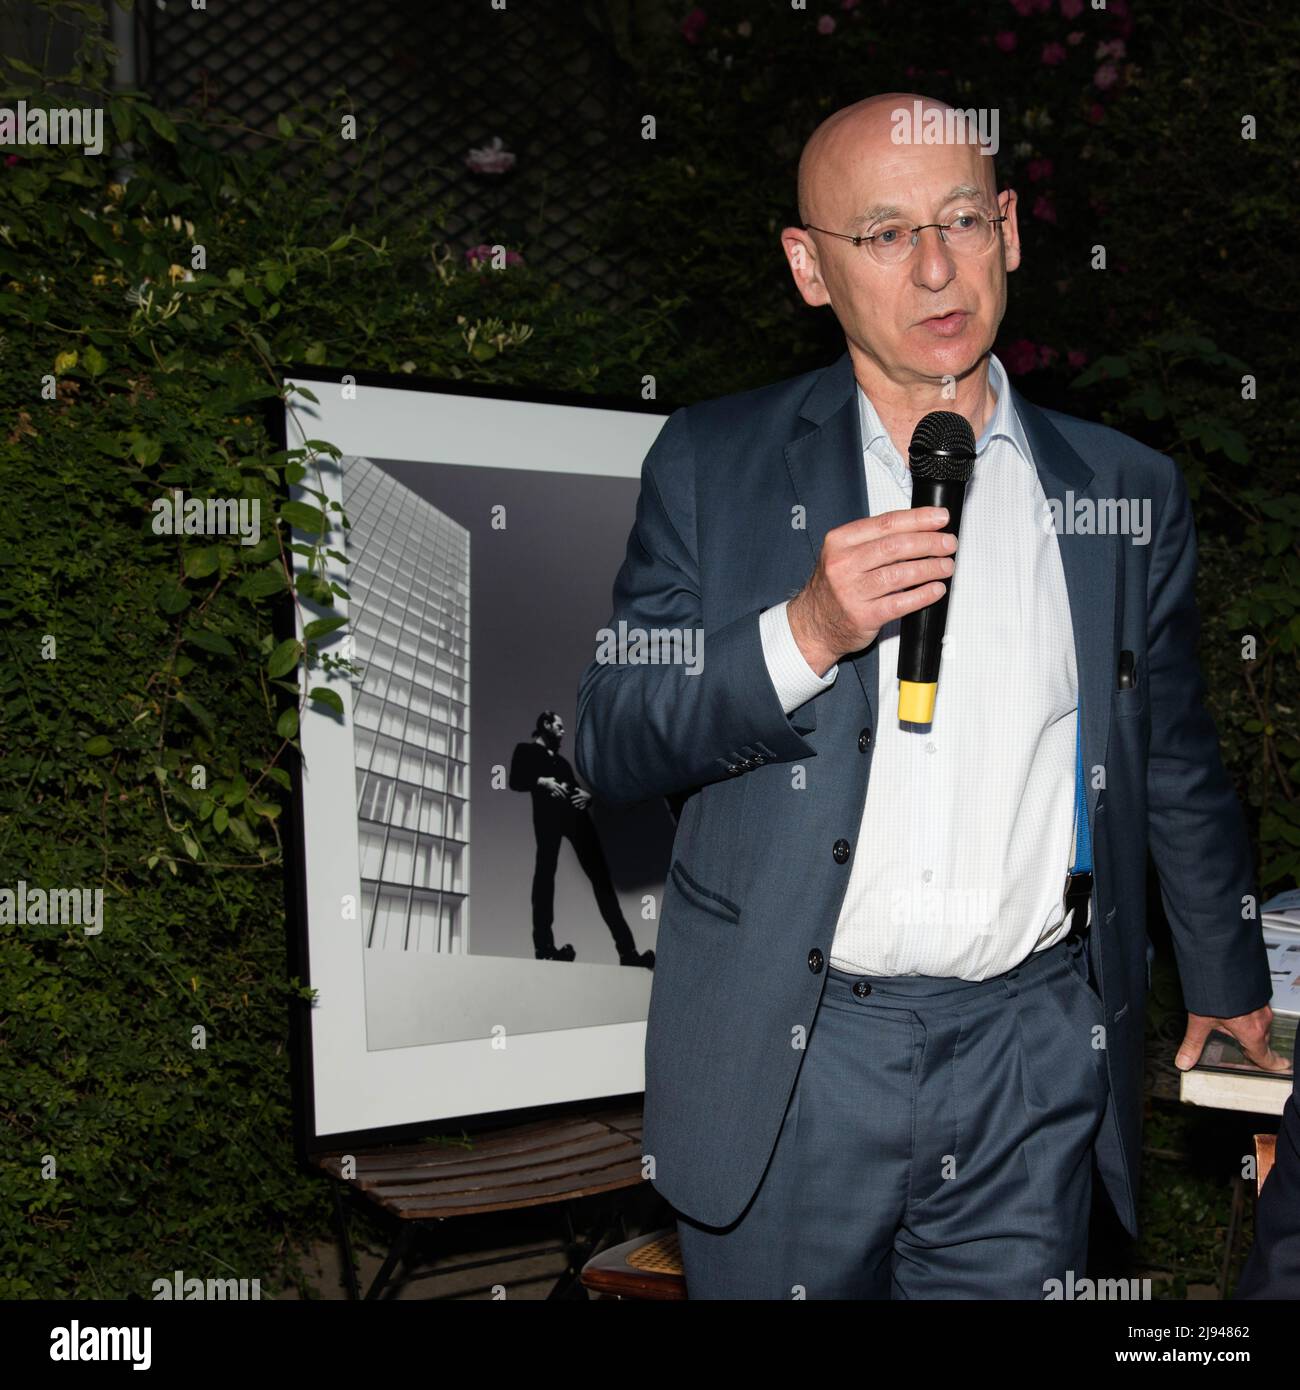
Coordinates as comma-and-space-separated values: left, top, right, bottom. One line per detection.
1041, 41, 1067, 66
1059, 0, 1084, 16
1026, 157, 1053, 182
1093, 62, 1120, 90
465, 244, 525, 269
1005, 339, 1042, 375
1087, 102, 1106, 124
994, 31, 1017, 52
4, 154, 20, 168
817, 14, 836, 33
1096, 38, 1126, 60
464, 137, 515, 175
681, 7, 707, 43
841, 0, 860, 8
1067, 349, 1088, 369
1066, 30, 1085, 45
1032, 194, 1057, 224
1009, 0, 1036, 13
1038, 345, 1059, 367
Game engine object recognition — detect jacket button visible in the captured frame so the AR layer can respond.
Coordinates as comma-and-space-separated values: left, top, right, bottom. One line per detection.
852, 980, 872, 998
832, 838, 851, 864
807, 948, 824, 974
858, 728, 872, 752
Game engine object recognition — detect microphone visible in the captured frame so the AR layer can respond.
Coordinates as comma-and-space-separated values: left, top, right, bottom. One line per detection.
896, 410, 976, 723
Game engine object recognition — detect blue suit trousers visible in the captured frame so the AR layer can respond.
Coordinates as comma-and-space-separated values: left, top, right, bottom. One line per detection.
676, 934, 1109, 1299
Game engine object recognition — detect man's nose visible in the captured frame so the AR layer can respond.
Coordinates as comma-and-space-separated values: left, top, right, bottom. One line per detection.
910, 226, 957, 291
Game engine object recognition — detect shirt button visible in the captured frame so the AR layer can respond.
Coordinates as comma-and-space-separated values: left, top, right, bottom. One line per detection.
808, 948, 824, 974
832, 839, 851, 865
858, 728, 872, 752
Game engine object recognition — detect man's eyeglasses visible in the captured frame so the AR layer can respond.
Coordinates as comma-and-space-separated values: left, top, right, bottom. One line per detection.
801, 206, 1008, 268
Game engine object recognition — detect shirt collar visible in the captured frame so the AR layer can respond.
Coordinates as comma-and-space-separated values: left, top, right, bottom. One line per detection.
856, 352, 1031, 488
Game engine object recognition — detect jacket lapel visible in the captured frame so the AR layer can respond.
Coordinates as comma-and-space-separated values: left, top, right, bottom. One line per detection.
785, 352, 877, 722
784, 353, 1116, 832
1013, 388, 1117, 834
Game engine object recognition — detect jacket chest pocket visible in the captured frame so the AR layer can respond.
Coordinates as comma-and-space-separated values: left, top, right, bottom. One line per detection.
1112, 683, 1146, 721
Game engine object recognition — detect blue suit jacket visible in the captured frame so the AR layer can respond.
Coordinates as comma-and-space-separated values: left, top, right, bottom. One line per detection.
575, 351, 1272, 1234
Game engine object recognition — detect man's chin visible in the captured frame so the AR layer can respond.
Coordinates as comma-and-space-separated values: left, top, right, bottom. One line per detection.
905, 337, 988, 387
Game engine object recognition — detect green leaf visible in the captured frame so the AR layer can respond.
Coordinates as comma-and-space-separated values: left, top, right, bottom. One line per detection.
236, 567, 288, 599
110, 97, 135, 142
156, 577, 191, 613
276, 707, 299, 739
129, 433, 163, 467
276, 113, 296, 138
303, 616, 347, 640
227, 816, 257, 850
137, 102, 178, 143
84, 736, 112, 757
267, 638, 304, 678
280, 500, 328, 534
240, 536, 280, 564
185, 628, 236, 656
83, 343, 108, 377
1070, 355, 1130, 389
308, 686, 344, 716
295, 571, 335, 606
184, 546, 220, 579
213, 806, 229, 833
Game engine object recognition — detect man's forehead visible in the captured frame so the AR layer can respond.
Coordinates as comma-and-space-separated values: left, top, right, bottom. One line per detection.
822, 142, 996, 223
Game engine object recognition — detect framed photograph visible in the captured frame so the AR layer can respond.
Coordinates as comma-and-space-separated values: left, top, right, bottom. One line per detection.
276, 369, 675, 1145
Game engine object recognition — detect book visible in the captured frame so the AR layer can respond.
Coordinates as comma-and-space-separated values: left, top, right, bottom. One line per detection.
1178, 905, 1298, 1116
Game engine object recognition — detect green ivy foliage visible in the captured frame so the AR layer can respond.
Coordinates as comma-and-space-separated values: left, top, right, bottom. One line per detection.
0, 0, 1295, 1299
0, 4, 683, 1298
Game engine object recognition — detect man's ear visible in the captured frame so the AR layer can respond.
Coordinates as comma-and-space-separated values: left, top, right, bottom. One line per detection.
1000, 188, 1022, 274
781, 227, 832, 308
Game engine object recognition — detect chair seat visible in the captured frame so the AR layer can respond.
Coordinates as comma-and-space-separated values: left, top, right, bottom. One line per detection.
581, 1228, 686, 1299
1254, 1133, 1277, 1194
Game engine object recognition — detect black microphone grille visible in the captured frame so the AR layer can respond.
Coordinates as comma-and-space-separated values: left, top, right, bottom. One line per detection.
908, 411, 977, 482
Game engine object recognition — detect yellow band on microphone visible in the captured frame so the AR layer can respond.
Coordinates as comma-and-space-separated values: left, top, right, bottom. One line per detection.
898, 680, 937, 724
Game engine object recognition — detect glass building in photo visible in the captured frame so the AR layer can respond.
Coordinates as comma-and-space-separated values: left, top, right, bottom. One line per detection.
343, 456, 470, 955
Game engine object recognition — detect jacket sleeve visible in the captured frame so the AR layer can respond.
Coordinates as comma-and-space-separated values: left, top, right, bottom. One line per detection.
1144, 458, 1272, 1017
574, 407, 819, 808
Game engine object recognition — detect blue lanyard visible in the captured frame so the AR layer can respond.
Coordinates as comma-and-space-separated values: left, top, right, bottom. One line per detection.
1071, 701, 1091, 875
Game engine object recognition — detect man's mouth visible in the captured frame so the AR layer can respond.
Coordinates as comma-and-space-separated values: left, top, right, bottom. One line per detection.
918, 310, 969, 338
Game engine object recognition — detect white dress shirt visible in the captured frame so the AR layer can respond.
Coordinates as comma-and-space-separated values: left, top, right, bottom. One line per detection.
758, 352, 1086, 979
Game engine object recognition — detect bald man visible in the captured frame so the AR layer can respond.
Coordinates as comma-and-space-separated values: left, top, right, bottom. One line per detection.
576, 94, 1282, 1299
